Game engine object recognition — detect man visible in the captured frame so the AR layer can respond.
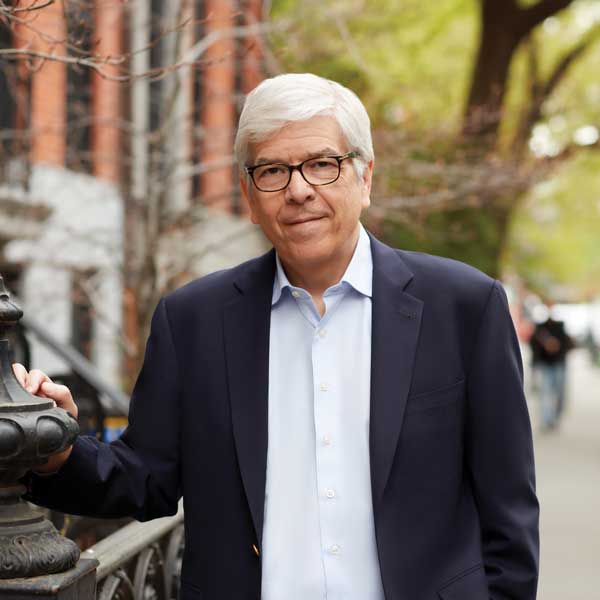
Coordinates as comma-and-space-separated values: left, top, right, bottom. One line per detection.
530, 304, 573, 430
15, 73, 539, 599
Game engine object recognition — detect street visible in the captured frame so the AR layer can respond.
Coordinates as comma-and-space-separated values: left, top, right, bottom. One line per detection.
526, 348, 600, 599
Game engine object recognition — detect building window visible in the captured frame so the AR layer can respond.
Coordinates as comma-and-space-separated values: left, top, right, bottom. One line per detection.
65, 4, 93, 172
0, 16, 25, 179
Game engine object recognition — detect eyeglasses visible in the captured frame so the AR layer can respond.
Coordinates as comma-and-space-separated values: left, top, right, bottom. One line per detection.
245, 151, 358, 192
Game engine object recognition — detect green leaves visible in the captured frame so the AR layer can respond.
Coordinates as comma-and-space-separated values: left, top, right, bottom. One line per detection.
269, 0, 600, 298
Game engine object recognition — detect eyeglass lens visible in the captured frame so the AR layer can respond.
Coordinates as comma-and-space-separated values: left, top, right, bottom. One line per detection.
253, 157, 341, 191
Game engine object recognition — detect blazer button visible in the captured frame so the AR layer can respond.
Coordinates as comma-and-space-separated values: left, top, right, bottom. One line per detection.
252, 544, 260, 557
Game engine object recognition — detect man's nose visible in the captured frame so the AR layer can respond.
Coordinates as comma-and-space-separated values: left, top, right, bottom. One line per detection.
285, 168, 315, 203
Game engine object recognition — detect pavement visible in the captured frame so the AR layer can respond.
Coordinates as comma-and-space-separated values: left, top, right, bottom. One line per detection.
524, 348, 600, 599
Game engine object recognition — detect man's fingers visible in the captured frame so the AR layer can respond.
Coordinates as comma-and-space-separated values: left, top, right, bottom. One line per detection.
40, 381, 69, 403
11, 365, 78, 419
26, 369, 52, 395
40, 381, 78, 419
12, 363, 28, 388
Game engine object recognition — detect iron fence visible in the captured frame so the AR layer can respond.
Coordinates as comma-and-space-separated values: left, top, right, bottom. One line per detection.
81, 503, 184, 600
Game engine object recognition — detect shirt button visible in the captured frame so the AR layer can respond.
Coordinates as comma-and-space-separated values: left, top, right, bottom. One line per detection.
319, 383, 329, 392
326, 489, 336, 499
318, 328, 327, 338
330, 544, 340, 555
323, 435, 332, 446
291, 290, 300, 298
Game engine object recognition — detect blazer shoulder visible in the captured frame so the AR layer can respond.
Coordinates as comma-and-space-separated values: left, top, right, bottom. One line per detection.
163, 249, 274, 312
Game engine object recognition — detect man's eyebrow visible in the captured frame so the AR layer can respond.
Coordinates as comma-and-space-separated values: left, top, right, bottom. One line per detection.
253, 147, 343, 165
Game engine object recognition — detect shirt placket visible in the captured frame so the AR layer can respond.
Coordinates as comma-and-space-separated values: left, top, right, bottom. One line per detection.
310, 290, 347, 597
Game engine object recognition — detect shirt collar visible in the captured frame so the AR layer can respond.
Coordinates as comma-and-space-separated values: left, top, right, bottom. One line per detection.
272, 223, 373, 305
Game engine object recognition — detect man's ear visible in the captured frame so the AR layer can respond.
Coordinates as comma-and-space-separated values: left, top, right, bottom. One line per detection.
240, 176, 260, 224
360, 160, 373, 210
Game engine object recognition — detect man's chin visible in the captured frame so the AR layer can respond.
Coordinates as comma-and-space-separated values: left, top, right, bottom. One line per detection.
286, 243, 335, 269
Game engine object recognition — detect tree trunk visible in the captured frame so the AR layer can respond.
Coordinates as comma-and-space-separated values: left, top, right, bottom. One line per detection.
459, 0, 578, 277
122, 0, 151, 393
462, 0, 576, 153
461, 1, 523, 152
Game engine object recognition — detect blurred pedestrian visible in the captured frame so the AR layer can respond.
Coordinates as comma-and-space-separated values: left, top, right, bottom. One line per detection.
530, 305, 574, 430
584, 328, 599, 367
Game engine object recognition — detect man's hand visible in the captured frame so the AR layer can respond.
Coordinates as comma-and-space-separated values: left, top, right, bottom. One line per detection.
12, 363, 78, 474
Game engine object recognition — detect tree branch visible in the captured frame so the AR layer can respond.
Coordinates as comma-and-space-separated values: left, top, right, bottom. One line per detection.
511, 34, 543, 156
541, 24, 600, 98
0, 20, 287, 83
331, 10, 370, 74
0, 47, 130, 80
519, 0, 575, 35
180, 20, 287, 65
540, 136, 600, 166
0, 0, 55, 15
510, 24, 600, 154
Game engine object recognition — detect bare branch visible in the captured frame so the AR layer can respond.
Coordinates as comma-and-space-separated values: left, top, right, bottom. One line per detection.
526, 34, 542, 99
0, 0, 55, 15
518, 0, 575, 36
372, 159, 528, 211
540, 136, 600, 165
511, 25, 600, 154
181, 19, 288, 65
541, 24, 600, 99
511, 34, 543, 155
0, 47, 128, 79
1, 19, 288, 84
331, 11, 370, 74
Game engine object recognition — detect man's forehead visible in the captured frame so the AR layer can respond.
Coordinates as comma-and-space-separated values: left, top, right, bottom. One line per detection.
254, 146, 342, 165
249, 116, 346, 163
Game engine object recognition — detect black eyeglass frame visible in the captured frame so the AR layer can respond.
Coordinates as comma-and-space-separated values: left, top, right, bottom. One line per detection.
244, 151, 358, 192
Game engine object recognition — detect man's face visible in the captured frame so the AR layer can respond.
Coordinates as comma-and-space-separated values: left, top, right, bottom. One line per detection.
240, 115, 372, 273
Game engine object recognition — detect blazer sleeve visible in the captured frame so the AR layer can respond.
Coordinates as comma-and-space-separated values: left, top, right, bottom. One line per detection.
466, 281, 540, 599
26, 297, 182, 521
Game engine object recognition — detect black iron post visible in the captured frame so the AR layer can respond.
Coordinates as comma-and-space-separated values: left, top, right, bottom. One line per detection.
0, 275, 80, 579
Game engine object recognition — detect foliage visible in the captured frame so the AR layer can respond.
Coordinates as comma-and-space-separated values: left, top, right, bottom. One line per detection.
381, 207, 503, 275
270, 0, 477, 132
505, 150, 600, 299
269, 0, 600, 294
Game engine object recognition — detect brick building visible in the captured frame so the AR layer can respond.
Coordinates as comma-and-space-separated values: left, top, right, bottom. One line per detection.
3, 0, 265, 206
0, 0, 269, 386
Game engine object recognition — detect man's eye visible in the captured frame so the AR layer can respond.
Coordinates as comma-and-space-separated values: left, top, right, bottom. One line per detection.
257, 165, 285, 178
307, 158, 337, 170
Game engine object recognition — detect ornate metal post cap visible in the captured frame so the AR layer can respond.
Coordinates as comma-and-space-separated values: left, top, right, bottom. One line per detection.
0, 276, 23, 325
0, 275, 51, 415
0, 274, 81, 578
0, 276, 79, 469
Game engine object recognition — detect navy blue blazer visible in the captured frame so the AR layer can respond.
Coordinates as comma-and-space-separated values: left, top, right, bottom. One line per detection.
30, 234, 539, 599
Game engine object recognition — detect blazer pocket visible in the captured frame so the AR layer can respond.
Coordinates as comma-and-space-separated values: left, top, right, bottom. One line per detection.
405, 379, 465, 415
438, 564, 488, 599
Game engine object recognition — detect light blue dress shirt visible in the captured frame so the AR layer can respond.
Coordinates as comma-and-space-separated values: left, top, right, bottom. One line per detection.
261, 225, 385, 600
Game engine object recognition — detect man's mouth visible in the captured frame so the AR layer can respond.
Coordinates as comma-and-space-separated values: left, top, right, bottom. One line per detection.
285, 216, 324, 225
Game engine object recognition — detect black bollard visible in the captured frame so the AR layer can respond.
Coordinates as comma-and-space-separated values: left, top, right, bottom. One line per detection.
0, 275, 80, 579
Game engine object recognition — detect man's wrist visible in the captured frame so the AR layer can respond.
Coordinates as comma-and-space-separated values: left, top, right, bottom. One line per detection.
31, 446, 73, 476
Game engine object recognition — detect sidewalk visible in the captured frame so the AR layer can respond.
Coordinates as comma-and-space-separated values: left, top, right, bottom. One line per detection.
526, 348, 600, 599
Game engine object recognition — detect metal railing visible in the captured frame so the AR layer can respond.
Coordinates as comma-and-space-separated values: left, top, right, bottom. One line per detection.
82, 503, 185, 600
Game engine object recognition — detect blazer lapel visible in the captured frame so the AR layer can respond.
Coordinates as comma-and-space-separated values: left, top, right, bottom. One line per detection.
369, 236, 423, 508
224, 250, 275, 547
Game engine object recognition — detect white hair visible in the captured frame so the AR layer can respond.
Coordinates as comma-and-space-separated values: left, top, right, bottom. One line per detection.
234, 73, 374, 176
